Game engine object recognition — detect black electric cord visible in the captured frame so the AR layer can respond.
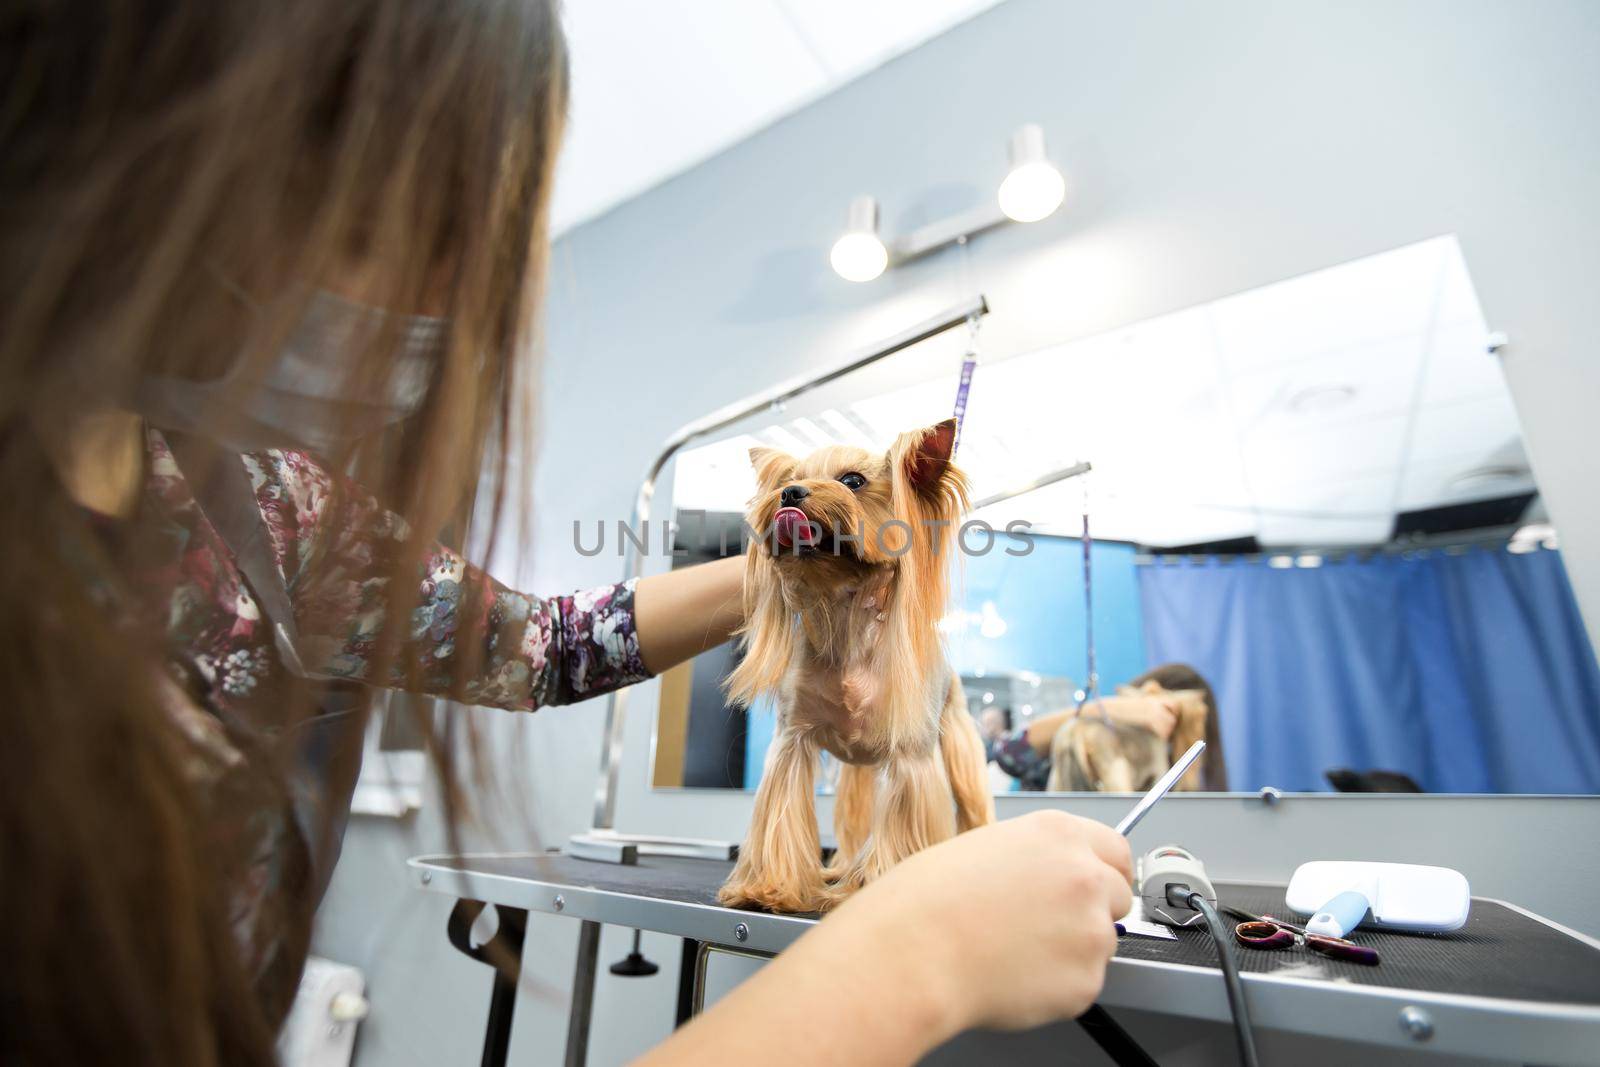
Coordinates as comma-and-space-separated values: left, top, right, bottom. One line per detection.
1167, 884, 1260, 1067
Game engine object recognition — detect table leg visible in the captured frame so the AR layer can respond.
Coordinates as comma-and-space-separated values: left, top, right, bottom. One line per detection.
686, 943, 772, 1019
564, 920, 601, 1067
445, 900, 528, 1067
674, 938, 703, 1027
1077, 1004, 1159, 1067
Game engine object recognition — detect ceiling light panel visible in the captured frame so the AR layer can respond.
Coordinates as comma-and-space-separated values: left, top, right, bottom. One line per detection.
1241, 414, 1410, 492
671, 434, 763, 513
1208, 238, 1447, 375
1228, 334, 1424, 437
784, 416, 837, 449
1405, 393, 1525, 468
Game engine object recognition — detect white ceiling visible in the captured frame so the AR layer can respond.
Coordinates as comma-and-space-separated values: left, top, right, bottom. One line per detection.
551, 0, 1006, 234
671, 236, 1534, 548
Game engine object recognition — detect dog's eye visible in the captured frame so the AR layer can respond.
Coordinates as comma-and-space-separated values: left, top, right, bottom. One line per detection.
838, 472, 867, 491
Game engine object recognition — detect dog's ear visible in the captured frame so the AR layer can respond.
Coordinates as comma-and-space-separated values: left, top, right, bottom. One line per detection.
892, 418, 958, 496
749, 446, 797, 490
887, 417, 969, 526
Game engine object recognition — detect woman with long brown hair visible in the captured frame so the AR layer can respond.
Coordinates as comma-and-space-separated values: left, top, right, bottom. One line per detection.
1, 3, 1131, 1063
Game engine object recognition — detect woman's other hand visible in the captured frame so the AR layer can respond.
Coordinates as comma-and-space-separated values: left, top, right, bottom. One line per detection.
834, 810, 1133, 1034
1117, 695, 1180, 741
1025, 693, 1181, 752
640, 811, 1132, 1066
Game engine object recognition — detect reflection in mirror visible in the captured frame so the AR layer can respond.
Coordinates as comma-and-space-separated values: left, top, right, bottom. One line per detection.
651, 236, 1600, 796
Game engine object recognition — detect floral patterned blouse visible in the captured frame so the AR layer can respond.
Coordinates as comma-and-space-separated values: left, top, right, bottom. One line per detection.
116, 430, 649, 1017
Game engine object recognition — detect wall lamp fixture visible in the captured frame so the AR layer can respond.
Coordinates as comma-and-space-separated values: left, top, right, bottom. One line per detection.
829, 123, 1065, 282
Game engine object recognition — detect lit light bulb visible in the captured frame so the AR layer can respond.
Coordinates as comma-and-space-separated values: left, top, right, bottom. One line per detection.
998, 161, 1065, 222
997, 123, 1065, 223
830, 231, 888, 282
830, 195, 888, 282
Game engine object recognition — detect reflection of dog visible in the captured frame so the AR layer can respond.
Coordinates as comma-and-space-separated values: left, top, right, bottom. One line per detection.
719, 419, 995, 913
1048, 682, 1212, 792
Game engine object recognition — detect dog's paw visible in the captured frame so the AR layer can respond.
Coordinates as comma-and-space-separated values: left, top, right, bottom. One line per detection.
717, 880, 831, 914
825, 860, 872, 898
811, 882, 853, 912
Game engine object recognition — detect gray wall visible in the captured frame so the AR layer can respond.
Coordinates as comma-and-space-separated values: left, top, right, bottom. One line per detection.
314, 1, 1600, 1063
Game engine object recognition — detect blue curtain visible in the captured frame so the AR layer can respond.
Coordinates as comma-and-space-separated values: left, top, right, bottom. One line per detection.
1138, 547, 1600, 794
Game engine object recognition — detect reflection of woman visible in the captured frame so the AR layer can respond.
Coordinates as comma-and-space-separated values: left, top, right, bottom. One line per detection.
2, 5, 1132, 1063
988, 664, 1229, 791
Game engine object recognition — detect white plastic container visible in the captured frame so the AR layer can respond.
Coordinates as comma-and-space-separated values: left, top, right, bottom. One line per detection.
1286, 860, 1471, 935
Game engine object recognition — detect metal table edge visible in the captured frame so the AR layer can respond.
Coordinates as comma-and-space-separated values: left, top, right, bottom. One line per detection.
406, 855, 1600, 1065
408, 854, 813, 955
1100, 956, 1600, 1064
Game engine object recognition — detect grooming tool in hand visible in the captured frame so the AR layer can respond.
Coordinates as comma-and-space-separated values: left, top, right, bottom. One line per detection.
1136, 844, 1218, 927
1115, 739, 1206, 836
1231, 913, 1380, 965
1286, 861, 1470, 936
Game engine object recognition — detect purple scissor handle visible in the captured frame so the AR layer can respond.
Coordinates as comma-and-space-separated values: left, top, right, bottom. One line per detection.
1230, 911, 1380, 965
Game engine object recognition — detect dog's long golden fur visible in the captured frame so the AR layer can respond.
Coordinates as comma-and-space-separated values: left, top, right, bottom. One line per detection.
1047, 684, 1213, 793
720, 419, 995, 913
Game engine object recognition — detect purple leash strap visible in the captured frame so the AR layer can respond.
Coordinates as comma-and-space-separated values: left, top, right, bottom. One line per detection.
950, 316, 980, 456
951, 355, 977, 456
1079, 496, 1099, 709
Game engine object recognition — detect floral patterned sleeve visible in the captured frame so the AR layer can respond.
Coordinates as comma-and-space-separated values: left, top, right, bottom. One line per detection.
239, 449, 651, 709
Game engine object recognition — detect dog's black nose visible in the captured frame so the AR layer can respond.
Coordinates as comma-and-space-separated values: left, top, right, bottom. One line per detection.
780, 484, 810, 508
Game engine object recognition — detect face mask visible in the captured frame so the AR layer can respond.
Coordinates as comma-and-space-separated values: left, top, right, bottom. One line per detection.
135, 288, 446, 454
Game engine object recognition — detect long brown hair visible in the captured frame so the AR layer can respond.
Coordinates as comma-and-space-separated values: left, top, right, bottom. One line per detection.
1130, 662, 1230, 791
0, 2, 566, 1063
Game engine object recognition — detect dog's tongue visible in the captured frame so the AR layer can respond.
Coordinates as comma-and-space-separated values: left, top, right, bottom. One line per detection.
773, 507, 817, 548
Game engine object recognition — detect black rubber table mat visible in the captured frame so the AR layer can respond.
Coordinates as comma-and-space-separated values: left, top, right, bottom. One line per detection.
435, 855, 1600, 1006
1117, 882, 1600, 1007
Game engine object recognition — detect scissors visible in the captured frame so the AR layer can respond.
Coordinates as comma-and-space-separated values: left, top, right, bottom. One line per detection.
1224, 905, 1380, 965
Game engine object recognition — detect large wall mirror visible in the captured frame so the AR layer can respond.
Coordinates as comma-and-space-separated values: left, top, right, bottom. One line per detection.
650, 236, 1600, 796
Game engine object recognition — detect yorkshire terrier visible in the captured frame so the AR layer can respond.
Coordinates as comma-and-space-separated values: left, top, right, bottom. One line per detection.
718, 418, 995, 913
1048, 681, 1212, 793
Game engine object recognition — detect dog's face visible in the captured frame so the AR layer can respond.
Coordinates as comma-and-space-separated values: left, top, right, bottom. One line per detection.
727, 418, 970, 705
747, 443, 892, 570
743, 418, 966, 597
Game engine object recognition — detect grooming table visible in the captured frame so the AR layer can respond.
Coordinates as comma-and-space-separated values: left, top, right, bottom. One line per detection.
411, 851, 1600, 1066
